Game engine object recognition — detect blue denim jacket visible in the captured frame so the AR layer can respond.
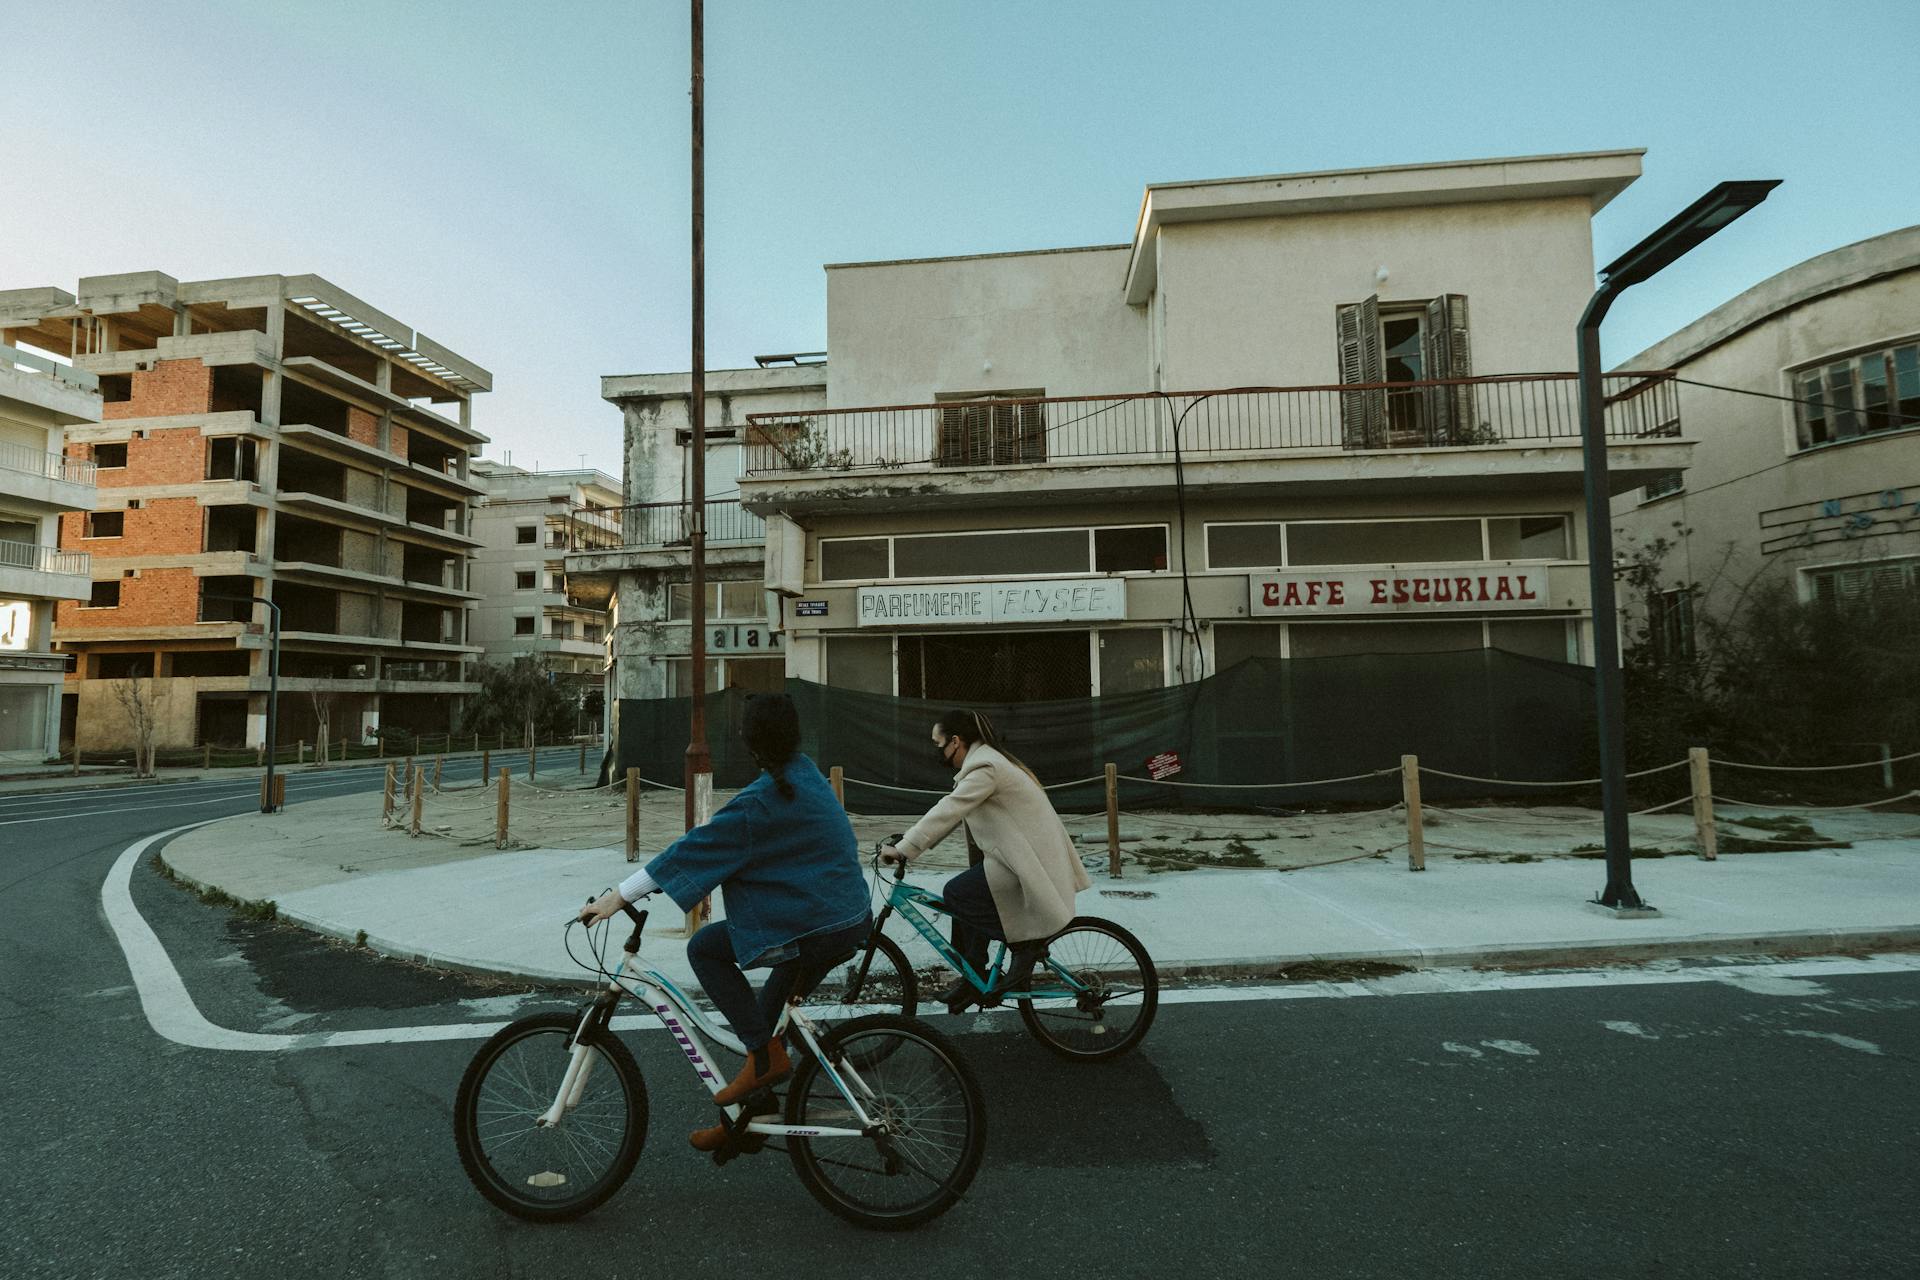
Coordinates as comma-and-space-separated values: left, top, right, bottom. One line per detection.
645, 755, 869, 968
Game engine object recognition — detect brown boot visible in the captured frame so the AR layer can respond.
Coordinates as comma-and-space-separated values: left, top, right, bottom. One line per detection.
689, 1122, 729, 1152
713, 1040, 790, 1107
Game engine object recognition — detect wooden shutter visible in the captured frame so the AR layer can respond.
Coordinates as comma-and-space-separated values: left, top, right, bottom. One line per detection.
1336, 296, 1385, 448
1422, 294, 1474, 443
936, 405, 972, 468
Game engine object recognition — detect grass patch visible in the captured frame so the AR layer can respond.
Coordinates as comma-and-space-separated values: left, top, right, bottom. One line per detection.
1716, 814, 1849, 853
1134, 844, 1265, 872
1268, 959, 1413, 982
151, 851, 278, 921
1569, 843, 1687, 859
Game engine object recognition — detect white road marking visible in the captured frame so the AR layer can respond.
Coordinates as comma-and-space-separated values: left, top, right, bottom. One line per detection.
4, 775, 370, 827
1602, 1020, 1659, 1039
1441, 1042, 1484, 1058
1709, 972, 1833, 998
103, 826, 1920, 1054
1482, 1039, 1540, 1056
1780, 1030, 1883, 1055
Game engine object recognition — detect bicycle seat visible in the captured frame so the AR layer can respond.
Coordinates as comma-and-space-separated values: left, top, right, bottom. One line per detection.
787, 948, 859, 1003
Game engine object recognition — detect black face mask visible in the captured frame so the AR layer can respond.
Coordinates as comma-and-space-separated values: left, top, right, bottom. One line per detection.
935, 739, 955, 765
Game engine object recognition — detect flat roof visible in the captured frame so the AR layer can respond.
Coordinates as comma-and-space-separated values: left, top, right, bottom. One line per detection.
824, 243, 1130, 272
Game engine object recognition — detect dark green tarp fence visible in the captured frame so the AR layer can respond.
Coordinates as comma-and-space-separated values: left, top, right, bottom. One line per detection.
613, 652, 1599, 814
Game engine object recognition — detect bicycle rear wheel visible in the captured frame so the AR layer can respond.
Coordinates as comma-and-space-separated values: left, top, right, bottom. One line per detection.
453, 1012, 648, 1222
1017, 916, 1158, 1061
785, 1014, 985, 1230
827, 931, 919, 1018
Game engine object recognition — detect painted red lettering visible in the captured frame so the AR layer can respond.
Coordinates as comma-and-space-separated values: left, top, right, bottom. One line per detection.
1305, 582, 1323, 605
1477, 576, 1490, 601
1413, 580, 1431, 603
1371, 580, 1388, 604
1262, 582, 1280, 607
1518, 575, 1537, 600
1393, 579, 1409, 604
1328, 582, 1345, 605
1494, 577, 1515, 601
1434, 579, 1453, 603
1456, 578, 1474, 602
1284, 583, 1304, 607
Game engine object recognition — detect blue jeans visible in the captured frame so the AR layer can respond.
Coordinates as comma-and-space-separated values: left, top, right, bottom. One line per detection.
686, 917, 873, 1052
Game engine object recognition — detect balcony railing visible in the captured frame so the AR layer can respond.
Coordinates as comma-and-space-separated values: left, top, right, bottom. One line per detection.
614, 498, 767, 548
0, 439, 96, 486
742, 372, 1680, 476
0, 541, 89, 576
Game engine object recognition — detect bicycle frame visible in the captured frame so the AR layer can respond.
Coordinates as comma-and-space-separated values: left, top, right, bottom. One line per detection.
539, 930, 882, 1144
866, 875, 1095, 1004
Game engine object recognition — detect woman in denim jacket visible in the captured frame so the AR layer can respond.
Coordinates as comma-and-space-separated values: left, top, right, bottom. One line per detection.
578, 693, 869, 1152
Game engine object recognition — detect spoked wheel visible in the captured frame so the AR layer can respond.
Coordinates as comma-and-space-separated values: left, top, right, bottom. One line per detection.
828, 932, 919, 1018
454, 1012, 648, 1222
785, 1014, 985, 1230
1016, 916, 1158, 1061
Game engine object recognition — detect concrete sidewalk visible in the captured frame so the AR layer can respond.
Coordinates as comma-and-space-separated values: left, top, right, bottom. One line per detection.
156, 782, 1920, 990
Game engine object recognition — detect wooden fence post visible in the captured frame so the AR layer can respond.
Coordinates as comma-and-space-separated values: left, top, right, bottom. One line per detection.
474, 731, 480, 754
496, 768, 510, 848
433, 756, 443, 792
530, 740, 538, 781
829, 765, 845, 806
273, 775, 286, 809
382, 763, 395, 821
256, 743, 264, 767
410, 771, 423, 837
378, 733, 385, 759
1401, 754, 1425, 872
202, 743, 211, 769
1689, 747, 1717, 861
481, 748, 490, 782
579, 740, 587, 773
625, 768, 640, 863
1105, 763, 1122, 878
297, 739, 305, 765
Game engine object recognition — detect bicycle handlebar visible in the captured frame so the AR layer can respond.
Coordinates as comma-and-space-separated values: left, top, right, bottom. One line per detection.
874, 835, 909, 883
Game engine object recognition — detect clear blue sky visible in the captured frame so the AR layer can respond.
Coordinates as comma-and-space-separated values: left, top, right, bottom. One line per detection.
3, 0, 1911, 478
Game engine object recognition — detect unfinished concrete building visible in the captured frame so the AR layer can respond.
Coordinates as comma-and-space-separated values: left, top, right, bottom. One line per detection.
0, 273, 490, 751
469, 459, 621, 727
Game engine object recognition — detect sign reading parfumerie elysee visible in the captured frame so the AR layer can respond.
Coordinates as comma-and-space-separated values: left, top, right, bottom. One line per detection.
1249, 565, 1551, 615
857, 578, 1127, 627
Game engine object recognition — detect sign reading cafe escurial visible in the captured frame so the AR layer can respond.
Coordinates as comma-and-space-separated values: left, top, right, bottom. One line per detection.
1249, 565, 1553, 615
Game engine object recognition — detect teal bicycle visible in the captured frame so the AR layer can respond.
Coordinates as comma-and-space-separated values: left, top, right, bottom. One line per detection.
822, 841, 1159, 1061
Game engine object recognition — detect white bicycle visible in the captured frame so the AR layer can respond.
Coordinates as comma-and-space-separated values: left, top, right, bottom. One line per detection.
453, 903, 986, 1230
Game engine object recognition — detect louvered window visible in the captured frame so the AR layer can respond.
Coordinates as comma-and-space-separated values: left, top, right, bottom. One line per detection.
1795, 343, 1920, 449
933, 394, 1047, 468
1808, 559, 1917, 607
1336, 295, 1472, 448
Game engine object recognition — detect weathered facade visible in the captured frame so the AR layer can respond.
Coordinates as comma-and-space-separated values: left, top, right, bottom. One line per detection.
1611, 225, 1920, 654
469, 460, 621, 717
0, 273, 490, 751
0, 343, 98, 763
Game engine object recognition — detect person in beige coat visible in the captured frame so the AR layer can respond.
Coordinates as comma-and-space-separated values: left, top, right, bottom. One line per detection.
882, 708, 1091, 1014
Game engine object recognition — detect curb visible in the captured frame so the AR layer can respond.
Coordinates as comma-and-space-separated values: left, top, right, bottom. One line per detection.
156, 837, 1920, 991
0, 773, 196, 798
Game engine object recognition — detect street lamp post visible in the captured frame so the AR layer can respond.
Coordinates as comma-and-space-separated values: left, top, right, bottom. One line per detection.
684, 1, 714, 855
210, 592, 281, 814
1580, 180, 1779, 910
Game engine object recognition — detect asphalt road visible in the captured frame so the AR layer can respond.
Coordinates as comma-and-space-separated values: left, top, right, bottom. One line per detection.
3, 764, 1916, 1279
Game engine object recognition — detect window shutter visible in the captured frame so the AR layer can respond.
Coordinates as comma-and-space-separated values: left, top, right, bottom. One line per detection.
1336, 296, 1385, 448
935, 405, 970, 468
1422, 294, 1474, 443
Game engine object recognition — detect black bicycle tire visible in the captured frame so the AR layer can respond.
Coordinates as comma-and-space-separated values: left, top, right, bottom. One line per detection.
785, 1013, 986, 1230
1016, 916, 1159, 1062
840, 931, 920, 1018
453, 1012, 649, 1222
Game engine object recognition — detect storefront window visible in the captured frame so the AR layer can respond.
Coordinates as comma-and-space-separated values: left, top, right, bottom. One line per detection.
1288, 520, 1482, 566
668, 581, 765, 621
667, 658, 720, 697
892, 529, 1088, 579
723, 657, 785, 693
821, 538, 889, 582
1288, 620, 1483, 658
824, 635, 894, 695
1097, 629, 1165, 694
1093, 526, 1169, 573
1486, 516, 1569, 560
1207, 524, 1287, 570
897, 631, 1092, 702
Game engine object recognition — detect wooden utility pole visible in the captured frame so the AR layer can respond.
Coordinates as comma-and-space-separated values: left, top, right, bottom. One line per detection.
683, 0, 713, 935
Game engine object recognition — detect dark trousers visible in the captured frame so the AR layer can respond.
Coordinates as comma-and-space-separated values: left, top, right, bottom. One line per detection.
940, 863, 1007, 976
686, 917, 872, 1052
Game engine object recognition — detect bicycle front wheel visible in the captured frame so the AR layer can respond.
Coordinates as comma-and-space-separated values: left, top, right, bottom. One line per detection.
453, 1012, 649, 1222
786, 1014, 985, 1230
1017, 916, 1159, 1061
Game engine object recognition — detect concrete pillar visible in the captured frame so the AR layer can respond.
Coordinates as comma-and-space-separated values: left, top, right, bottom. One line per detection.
245, 709, 267, 748
359, 706, 380, 746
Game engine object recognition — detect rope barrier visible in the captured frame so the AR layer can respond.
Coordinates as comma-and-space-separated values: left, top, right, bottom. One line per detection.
1115, 768, 1397, 789
1041, 774, 1110, 791
841, 777, 948, 796
1417, 759, 1688, 786
1712, 791, 1920, 813
1711, 749, 1919, 773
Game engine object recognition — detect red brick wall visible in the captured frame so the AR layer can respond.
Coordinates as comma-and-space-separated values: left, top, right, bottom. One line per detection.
79, 425, 206, 489
347, 407, 379, 449
390, 424, 409, 460
103, 358, 212, 420
56, 567, 201, 630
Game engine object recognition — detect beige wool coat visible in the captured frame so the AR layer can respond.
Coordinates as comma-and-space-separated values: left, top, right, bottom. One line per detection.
898, 744, 1091, 943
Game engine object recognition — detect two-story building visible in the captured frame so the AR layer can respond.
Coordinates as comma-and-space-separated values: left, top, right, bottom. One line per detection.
1611, 225, 1920, 657
750, 151, 1684, 693
0, 343, 99, 764
581, 150, 1695, 784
